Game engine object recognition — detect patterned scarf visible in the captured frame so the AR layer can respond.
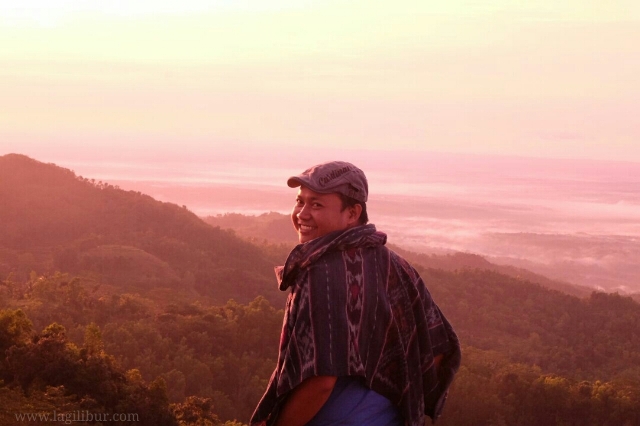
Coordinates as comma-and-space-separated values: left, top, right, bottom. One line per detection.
251, 224, 461, 426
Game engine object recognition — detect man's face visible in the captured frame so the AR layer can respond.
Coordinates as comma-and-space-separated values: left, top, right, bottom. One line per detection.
291, 186, 354, 243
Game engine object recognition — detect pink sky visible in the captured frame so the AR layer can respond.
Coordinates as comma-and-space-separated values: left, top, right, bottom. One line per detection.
1, 1, 639, 163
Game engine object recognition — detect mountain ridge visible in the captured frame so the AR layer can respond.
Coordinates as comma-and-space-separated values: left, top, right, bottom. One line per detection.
2, 153, 640, 424
0, 153, 282, 305
203, 211, 597, 299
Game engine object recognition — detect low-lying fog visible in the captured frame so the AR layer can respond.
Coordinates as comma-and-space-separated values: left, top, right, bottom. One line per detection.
55, 151, 640, 294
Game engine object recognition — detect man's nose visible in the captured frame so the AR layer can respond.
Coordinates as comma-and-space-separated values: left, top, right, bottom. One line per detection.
297, 204, 311, 219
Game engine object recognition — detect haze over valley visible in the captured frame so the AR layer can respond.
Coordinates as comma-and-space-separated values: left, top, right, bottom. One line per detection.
1, 153, 640, 425
42, 149, 640, 295
2, 1, 640, 423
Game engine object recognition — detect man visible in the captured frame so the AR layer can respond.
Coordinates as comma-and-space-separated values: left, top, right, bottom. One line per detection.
251, 161, 461, 426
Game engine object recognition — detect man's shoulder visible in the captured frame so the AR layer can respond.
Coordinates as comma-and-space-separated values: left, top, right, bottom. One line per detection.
385, 246, 412, 266
358, 244, 421, 281
382, 247, 423, 283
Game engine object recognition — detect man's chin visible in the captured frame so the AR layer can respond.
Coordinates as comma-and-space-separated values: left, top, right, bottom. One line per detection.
298, 232, 315, 244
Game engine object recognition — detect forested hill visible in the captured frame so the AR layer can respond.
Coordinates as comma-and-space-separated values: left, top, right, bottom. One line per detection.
204, 212, 298, 245
2, 154, 640, 424
0, 154, 281, 305
204, 212, 594, 298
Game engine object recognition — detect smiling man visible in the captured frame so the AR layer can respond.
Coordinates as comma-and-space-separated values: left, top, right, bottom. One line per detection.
251, 161, 461, 426
290, 162, 368, 244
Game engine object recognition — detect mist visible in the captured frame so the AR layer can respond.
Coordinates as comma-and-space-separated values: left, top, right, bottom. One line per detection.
44, 149, 640, 294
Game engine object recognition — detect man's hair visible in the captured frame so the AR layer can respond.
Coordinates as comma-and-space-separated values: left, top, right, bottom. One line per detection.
339, 193, 368, 225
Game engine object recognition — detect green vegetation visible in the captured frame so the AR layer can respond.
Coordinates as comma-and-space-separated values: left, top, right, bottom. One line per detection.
440, 347, 640, 426
0, 154, 284, 306
3, 270, 640, 425
0, 274, 280, 425
1, 154, 639, 425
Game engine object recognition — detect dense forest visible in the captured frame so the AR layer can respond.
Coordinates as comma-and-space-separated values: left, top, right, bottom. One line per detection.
1, 154, 639, 425
0, 154, 285, 306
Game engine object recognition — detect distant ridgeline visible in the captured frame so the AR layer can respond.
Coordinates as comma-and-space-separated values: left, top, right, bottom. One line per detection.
0, 153, 283, 306
203, 212, 299, 245
1, 153, 639, 425
203, 211, 600, 300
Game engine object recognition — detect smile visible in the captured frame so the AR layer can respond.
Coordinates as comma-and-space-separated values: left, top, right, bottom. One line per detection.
299, 225, 316, 232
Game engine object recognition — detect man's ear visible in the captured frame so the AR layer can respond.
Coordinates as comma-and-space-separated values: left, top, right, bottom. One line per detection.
348, 204, 363, 225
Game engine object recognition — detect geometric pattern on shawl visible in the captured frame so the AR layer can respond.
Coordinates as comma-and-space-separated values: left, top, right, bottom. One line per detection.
250, 224, 461, 426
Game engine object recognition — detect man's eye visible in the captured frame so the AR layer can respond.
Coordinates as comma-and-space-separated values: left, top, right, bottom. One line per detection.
312, 203, 322, 208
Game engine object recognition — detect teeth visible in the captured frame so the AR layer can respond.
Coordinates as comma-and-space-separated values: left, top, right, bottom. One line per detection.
300, 225, 314, 231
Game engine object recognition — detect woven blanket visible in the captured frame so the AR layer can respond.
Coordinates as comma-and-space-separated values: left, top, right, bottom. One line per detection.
251, 224, 461, 426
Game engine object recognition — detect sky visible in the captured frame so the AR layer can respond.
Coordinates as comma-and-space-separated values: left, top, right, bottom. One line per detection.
1, 0, 639, 163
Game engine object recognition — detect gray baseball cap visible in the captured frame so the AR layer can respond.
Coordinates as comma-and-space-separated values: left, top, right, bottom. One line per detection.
287, 161, 368, 202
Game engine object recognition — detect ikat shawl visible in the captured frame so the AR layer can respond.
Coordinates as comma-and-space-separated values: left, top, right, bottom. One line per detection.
250, 224, 461, 426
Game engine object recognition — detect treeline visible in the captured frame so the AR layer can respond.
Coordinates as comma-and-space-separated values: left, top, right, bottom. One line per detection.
2, 154, 640, 424
0, 308, 228, 425
203, 212, 298, 246
0, 272, 281, 424
0, 154, 283, 306
2, 271, 640, 424
441, 347, 640, 426
422, 268, 640, 383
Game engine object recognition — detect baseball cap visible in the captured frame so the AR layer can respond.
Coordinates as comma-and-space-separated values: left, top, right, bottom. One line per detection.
287, 161, 368, 202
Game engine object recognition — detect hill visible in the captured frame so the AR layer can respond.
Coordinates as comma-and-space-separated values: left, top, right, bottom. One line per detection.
0, 154, 284, 305
2, 267, 639, 424
389, 245, 594, 298
2, 154, 639, 424
203, 212, 298, 245
203, 211, 594, 298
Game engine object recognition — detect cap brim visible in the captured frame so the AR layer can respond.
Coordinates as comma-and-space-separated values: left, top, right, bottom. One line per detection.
287, 177, 304, 188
